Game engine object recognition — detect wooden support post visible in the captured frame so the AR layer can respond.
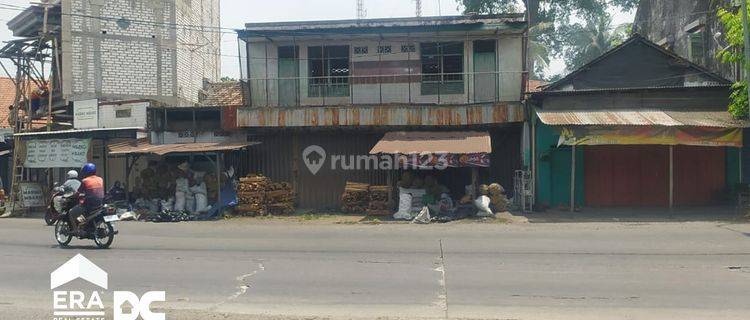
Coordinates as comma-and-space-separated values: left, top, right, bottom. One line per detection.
669, 145, 675, 210
216, 153, 223, 215
125, 155, 130, 204
471, 167, 479, 198
570, 145, 576, 212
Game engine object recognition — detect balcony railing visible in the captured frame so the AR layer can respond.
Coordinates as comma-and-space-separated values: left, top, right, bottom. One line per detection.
242, 71, 522, 108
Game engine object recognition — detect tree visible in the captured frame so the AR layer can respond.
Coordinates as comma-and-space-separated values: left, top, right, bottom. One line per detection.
717, 7, 748, 119
456, 0, 639, 79
559, 16, 631, 71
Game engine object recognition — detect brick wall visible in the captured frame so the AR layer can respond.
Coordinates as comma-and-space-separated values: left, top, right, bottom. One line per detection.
61, 0, 220, 106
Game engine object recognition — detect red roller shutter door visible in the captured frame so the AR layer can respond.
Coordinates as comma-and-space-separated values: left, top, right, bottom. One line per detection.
675, 146, 725, 206
584, 145, 669, 207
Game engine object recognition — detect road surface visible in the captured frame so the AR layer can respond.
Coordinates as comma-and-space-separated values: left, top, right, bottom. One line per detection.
0, 218, 749, 319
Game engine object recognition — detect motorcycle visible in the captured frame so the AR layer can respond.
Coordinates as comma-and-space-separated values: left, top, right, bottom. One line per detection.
54, 193, 119, 249
45, 184, 69, 226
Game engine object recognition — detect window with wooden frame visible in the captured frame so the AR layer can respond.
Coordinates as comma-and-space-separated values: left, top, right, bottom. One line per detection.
308, 45, 350, 97
420, 42, 464, 95
685, 20, 706, 65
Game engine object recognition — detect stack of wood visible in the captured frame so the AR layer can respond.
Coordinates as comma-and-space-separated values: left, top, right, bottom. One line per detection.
341, 182, 370, 213
266, 181, 295, 215
236, 175, 270, 216
366, 185, 391, 216
236, 175, 296, 216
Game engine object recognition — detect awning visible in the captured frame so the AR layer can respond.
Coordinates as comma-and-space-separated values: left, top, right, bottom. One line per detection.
369, 131, 491, 168
109, 139, 260, 156
536, 110, 748, 128
556, 126, 742, 147
370, 131, 492, 155
13, 127, 145, 137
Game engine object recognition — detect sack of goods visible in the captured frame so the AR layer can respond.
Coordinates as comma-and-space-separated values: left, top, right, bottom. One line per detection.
341, 182, 370, 214
366, 185, 391, 216
236, 174, 296, 216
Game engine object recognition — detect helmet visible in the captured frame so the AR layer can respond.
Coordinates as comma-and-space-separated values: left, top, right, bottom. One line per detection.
81, 163, 96, 177
67, 170, 78, 179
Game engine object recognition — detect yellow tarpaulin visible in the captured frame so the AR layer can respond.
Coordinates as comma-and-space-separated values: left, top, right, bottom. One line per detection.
557, 126, 743, 147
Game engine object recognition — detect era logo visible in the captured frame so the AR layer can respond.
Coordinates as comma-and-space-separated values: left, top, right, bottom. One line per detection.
114, 291, 166, 320
50, 255, 167, 320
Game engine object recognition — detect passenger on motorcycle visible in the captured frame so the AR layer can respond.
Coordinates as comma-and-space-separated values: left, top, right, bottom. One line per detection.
53, 170, 81, 213
69, 163, 105, 230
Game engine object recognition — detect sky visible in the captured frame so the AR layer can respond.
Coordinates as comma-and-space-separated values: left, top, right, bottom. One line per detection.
0, 0, 635, 80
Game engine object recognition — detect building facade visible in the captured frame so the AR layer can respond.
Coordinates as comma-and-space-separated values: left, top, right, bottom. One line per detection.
236, 15, 529, 209
531, 35, 743, 210
60, 0, 221, 106
633, 0, 737, 81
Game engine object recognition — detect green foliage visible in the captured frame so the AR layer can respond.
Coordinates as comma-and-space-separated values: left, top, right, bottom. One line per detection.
729, 81, 749, 119
559, 16, 631, 70
716, 7, 749, 119
456, 0, 638, 80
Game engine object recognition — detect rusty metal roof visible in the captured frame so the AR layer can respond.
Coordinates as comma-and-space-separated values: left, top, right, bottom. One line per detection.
370, 131, 491, 155
200, 81, 244, 107
237, 103, 524, 128
109, 139, 260, 156
243, 14, 525, 32
536, 110, 749, 128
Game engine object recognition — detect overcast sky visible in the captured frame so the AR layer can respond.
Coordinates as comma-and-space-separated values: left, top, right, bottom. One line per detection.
0, 0, 634, 80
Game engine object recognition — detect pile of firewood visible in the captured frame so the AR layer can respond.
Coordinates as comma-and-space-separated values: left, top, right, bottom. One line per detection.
236, 175, 269, 215
236, 175, 297, 216
341, 182, 392, 215
366, 185, 391, 216
341, 182, 370, 213
266, 181, 295, 215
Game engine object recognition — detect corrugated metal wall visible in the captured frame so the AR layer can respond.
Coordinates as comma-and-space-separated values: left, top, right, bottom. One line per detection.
244, 131, 389, 209
241, 126, 522, 210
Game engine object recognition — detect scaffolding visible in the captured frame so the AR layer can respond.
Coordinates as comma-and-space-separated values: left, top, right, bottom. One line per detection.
0, 1, 64, 217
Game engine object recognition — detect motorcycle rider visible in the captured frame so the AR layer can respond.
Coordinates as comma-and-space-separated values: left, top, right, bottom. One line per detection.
69, 163, 105, 230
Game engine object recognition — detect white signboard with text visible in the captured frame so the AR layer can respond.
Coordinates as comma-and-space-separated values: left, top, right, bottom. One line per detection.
24, 139, 90, 168
74, 99, 99, 129
19, 182, 45, 208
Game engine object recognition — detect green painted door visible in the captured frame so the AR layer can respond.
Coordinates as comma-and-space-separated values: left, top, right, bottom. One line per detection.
473, 40, 497, 103
278, 46, 299, 106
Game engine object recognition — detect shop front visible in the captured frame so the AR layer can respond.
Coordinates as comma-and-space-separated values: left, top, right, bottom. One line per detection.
530, 34, 744, 212
535, 115, 745, 209
108, 139, 259, 220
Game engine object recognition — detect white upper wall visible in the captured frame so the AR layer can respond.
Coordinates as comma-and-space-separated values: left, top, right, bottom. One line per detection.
61, 0, 221, 106
243, 33, 525, 106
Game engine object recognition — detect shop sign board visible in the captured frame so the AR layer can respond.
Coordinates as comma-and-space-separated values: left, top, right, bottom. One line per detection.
24, 139, 91, 168
19, 182, 45, 208
399, 153, 490, 168
74, 99, 99, 129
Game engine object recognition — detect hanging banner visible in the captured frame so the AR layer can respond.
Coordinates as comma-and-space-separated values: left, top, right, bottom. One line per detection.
397, 153, 490, 168
557, 126, 743, 147
24, 138, 91, 168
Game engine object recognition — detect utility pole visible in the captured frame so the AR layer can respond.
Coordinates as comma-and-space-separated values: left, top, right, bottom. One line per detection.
356, 0, 366, 20
742, 0, 750, 119
415, 0, 422, 17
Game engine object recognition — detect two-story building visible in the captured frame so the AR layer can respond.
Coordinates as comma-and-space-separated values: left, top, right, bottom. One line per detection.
235, 15, 528, 209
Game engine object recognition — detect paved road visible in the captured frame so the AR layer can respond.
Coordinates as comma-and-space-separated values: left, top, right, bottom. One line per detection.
1, 218, 749, 319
